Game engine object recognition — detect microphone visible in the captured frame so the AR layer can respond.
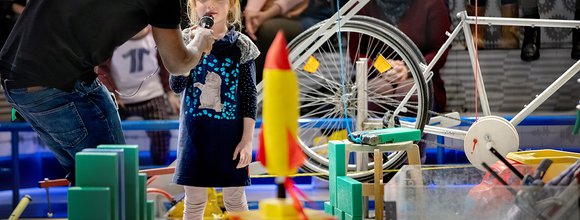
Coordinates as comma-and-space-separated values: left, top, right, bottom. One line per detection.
196, 15, 214, 59
199, 15, 214, 29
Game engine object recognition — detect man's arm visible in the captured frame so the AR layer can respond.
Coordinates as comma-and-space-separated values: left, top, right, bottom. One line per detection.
156, 53, 171, 93
156, 52, 181, 114
151, 27, 213, 75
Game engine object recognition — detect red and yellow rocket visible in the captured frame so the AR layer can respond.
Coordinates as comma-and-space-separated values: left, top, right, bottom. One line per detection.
257, 31, 305, 176
226, 31, 335, 220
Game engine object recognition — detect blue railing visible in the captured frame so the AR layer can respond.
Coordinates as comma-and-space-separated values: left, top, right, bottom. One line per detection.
0, 115, 576, 209
0, 120, 176, 210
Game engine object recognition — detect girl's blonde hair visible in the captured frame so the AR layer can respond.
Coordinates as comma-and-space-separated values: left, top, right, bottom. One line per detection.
187, 0, 242, 30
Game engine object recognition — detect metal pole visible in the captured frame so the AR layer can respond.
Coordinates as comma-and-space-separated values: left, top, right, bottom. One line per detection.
356, 58, 368, 132
459, 11, 492, 116
511, 60, 580, 126
355, 59, 370, 218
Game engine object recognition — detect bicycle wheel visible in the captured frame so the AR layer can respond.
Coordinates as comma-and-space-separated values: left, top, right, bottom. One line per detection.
287, 15, 431, 182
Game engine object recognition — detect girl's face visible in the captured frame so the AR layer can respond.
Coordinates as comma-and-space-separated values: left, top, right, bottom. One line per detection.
195, 0, 231, 28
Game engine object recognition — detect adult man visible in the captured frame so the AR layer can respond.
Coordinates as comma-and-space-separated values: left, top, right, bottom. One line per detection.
0, 0, 213, 183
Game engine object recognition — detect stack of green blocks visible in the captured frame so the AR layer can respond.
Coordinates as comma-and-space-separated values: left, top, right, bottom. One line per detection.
325, 141, 363, 220
68, 145, 155, 220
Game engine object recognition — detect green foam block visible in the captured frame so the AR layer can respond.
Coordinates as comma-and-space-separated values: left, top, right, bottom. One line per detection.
368, 127, 421, 143
337, 176, 362, 217
324, 201, 334, 215
68, 187, 111, 220
344, 212, 363, 220
139, 173, 147, 220
82, 149, 125, 220
99, 145, 140, 220
146, 200, 155, 220
75, 152, 120, 220
329, 141, 346, 207
334, 207, 345, 220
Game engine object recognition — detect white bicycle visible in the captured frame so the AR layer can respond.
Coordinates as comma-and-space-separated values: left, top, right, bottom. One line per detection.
256, 0, 580, 182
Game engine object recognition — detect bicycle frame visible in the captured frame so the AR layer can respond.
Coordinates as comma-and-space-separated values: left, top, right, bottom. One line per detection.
417, 11, 580, 141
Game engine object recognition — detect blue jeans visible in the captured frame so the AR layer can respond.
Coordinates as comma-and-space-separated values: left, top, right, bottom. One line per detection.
2, 79, 125, 182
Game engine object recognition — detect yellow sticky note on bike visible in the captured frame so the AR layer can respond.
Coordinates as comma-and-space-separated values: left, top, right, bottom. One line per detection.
303, 55, 320, 73
374, 54, 392, 73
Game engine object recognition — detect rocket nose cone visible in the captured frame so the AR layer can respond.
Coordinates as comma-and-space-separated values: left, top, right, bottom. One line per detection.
264, 31, 291, 70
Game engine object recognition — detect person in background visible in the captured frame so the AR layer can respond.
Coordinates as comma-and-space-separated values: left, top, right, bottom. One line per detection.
360, 0, 450, 113
520, 0, 580, 61
465, 0, 519, 49
97, 26, 180, 166
170, 0, 259, 219
357, 0, 451, 162
243, 0, 333, 82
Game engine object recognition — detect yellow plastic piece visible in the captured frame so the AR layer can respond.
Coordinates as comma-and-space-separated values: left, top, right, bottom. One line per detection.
260, 198, 299, 218
313, 130, 348, 144
507, 149, 580, 164
8, 195, 31, 220
166, 188, 224, 220
373, 54, 392, 73
205, 188, 224, 219
165, 200, 183, 219
226, 198, 335, 220
507, 149, 580, 181
216, 189, 225, 211
303, 56, 320, 73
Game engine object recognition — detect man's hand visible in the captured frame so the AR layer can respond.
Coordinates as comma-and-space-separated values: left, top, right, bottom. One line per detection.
233, 138, 253, 169
187, 27, 215, 54
152, 27, 213, 75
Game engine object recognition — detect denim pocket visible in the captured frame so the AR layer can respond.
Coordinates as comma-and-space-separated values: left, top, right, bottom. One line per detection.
29, 102, 88, 147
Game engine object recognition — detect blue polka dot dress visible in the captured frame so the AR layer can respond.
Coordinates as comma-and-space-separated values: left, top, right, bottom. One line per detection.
170, 28, 258, 187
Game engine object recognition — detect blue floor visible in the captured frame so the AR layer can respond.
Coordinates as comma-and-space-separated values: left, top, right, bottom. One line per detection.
0, 185, 332, 219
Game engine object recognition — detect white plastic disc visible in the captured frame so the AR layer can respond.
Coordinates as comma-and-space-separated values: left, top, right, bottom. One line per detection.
463, 116, 519, 171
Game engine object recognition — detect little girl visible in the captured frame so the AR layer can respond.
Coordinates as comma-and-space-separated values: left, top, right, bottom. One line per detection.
169, 0, 259, 219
